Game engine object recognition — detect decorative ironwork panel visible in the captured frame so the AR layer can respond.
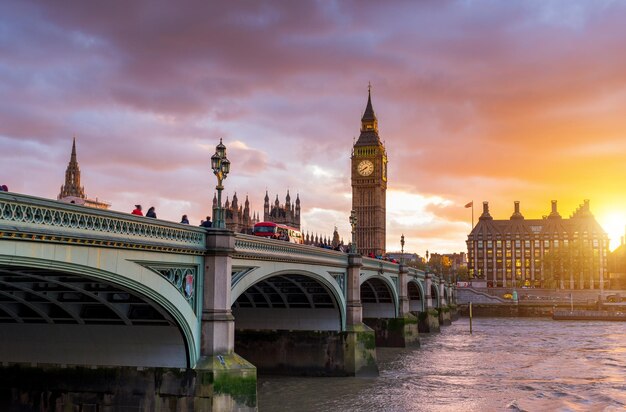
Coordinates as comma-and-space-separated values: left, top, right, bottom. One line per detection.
330, 272, 346, 295
231, 267, 257, 288
143, 265, 198, 312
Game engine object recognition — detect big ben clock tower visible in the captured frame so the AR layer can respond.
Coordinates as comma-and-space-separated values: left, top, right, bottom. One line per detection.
351, 87, 387, 256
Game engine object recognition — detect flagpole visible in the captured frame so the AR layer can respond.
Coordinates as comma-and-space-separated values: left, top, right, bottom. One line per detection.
471, 200, 474, 230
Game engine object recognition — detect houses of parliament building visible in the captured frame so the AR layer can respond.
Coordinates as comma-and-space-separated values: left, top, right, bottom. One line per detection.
219, 190, 300, 234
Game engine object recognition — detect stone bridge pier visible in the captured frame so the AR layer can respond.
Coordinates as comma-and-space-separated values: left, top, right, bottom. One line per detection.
361, 264, 420, 348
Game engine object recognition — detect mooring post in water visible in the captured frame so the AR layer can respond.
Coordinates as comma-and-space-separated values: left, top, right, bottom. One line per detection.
469, 302, 473, 334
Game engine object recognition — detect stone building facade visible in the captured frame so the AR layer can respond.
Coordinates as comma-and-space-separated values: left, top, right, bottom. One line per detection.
263, 190, 301, 230
217, 193, 259, 233
467, 200, 609, 290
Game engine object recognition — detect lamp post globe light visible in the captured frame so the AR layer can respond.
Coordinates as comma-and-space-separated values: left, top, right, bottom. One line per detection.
400, 234, 405, 265
211, 138, 230, 229
349, 210, 357, 254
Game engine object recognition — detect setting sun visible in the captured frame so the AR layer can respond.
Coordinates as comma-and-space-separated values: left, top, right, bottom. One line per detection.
598, 212, 626, 251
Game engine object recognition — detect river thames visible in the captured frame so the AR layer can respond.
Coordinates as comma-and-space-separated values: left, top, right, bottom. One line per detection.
258, 318, 625, 411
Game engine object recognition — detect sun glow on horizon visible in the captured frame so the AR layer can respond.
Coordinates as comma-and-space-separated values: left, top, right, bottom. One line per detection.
598, 212, 626, 251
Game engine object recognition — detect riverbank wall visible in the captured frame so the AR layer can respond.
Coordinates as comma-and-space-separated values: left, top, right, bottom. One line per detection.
457, 302, 606, 317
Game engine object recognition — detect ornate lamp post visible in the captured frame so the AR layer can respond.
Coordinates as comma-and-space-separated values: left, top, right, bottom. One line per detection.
349, 210, 357, 254
400, 234, 405, 265
210, 139, 230, 229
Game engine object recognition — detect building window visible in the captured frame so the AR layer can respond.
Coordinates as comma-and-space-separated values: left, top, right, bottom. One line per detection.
534, 240, 540, 248
478, 241, 483, 248
496, 250, 502, 258
506, 240, 511, 248
554, 240, 559, 248
525, 240, 531, 248
544, 240, 550, 248
506, 250, 512, 258
515, 240, 521, 248
487, 240, 492, 248
534, 249, 541, 258
496, 240, 502, 248
515, 259, 521, 268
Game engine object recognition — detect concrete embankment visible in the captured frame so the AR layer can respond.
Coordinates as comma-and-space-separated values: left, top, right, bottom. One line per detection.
553, 310, 626, 321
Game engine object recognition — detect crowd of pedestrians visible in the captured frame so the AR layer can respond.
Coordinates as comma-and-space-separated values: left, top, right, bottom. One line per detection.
130, 204, 212, 228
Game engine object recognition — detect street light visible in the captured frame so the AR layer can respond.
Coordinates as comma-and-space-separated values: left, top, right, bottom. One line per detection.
349, 210, 357, 254
211, 138, 230, 229
400, 234, 405, 265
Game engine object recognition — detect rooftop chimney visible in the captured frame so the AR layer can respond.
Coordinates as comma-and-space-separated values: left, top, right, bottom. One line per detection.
479, 201, 493, 220
548, 200, 561, 219
510, 201, 524, 220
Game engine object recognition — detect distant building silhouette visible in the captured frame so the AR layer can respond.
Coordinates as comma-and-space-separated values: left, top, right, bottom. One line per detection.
467, 200, 608, 290
263, 190, 301, 230
58, 138, 110, 210
218, 193, 259, 233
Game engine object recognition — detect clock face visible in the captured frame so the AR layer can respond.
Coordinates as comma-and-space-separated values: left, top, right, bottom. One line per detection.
357, 160, 374, 176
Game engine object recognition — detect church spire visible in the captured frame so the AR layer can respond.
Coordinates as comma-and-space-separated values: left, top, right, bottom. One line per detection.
361, 83, 376, 124
356, 85, 380, 146
58, 137, 85, 200
71, 137, 77, 163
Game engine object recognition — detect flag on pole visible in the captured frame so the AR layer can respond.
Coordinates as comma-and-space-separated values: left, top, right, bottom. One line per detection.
464, 201, 473, 208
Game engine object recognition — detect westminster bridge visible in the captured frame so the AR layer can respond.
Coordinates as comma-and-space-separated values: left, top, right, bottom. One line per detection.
0, 192, 456, 411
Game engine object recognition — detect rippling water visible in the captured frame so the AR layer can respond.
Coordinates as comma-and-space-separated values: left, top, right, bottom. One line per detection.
258, 318, 625, 411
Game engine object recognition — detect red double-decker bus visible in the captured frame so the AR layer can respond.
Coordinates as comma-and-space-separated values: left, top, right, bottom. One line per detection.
253, 222, 303, 244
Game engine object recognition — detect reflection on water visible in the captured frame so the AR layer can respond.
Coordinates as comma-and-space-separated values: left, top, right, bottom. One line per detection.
258, 318, 626, 411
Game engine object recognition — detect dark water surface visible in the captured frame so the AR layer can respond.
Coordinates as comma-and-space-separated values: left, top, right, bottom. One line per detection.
258, 318, 625, 411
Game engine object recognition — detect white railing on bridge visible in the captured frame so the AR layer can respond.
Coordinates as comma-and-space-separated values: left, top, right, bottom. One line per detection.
233, 233, 349, 268
0, 192, 206, 253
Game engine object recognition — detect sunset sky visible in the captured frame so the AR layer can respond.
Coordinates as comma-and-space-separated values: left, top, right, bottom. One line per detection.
2, 1, 626, 254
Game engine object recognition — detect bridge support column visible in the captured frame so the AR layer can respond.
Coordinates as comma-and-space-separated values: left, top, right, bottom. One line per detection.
449, 284, 459, 321
196, 229, 256, 411
417, 273, 440, 333
344, 254, 378, 376
438, 279, 451, 326
362, 265, 419, 348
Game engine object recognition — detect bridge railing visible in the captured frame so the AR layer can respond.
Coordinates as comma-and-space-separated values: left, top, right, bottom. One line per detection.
233, 233, 349, 268
361, 256, 400, 275
0, 192, 206, 254
233, 234, 432, 284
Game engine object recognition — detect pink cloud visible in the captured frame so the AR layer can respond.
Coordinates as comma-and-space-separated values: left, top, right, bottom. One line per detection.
2, 1, 626, 252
